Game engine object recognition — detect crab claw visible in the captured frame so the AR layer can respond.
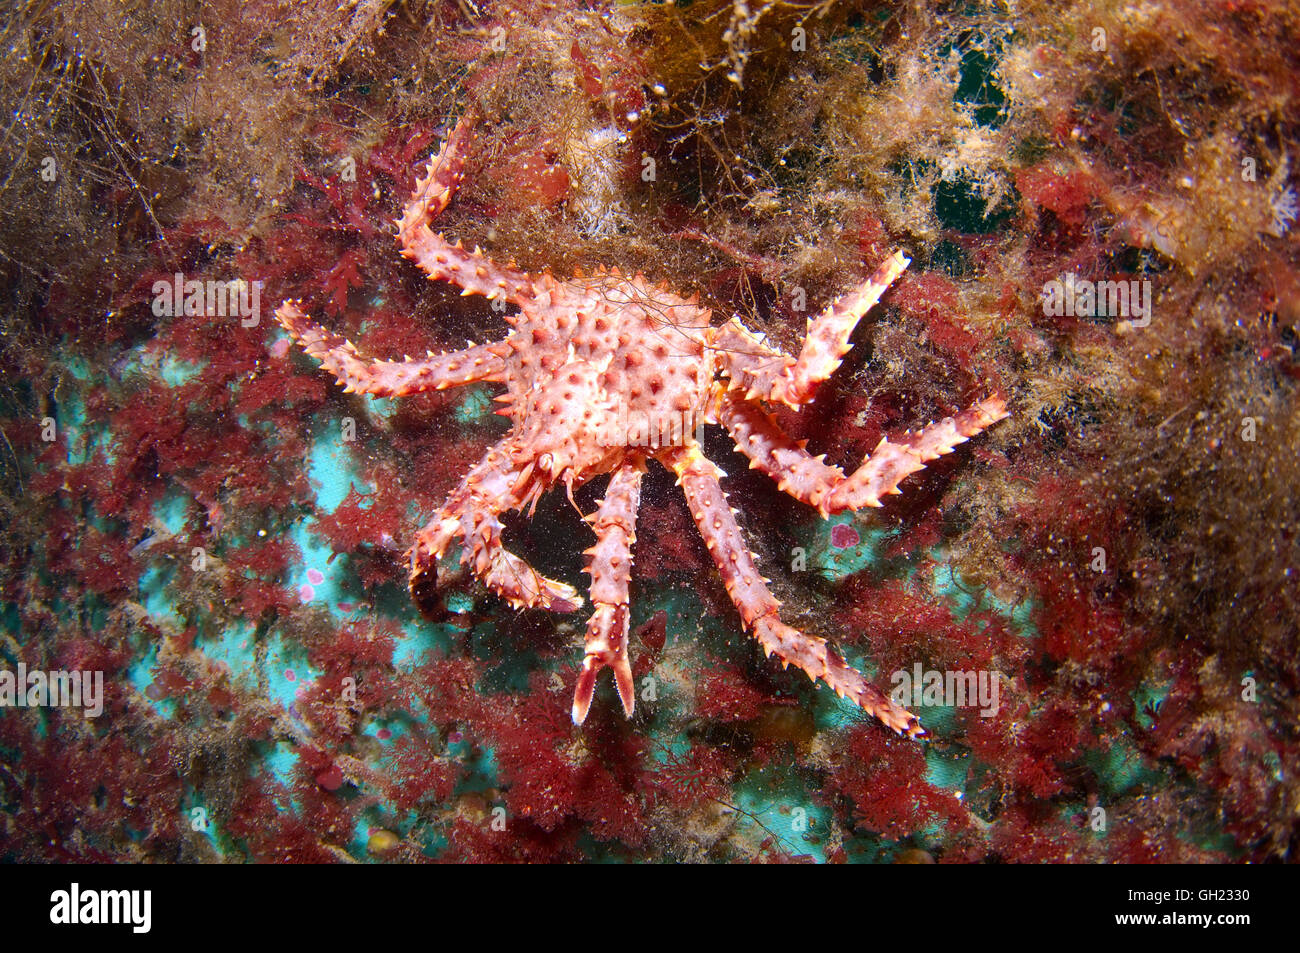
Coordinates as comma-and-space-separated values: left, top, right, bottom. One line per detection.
572, 604, 635, 724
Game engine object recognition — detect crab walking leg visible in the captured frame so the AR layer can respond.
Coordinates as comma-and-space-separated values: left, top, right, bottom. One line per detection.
573, 461, 644, 724
663, 445, 924, 738
275, 301, 506, 396
408, 441, 582, 613
396, 114, 535, 305
718, 391, 1010, 516
710, 251, 910, 408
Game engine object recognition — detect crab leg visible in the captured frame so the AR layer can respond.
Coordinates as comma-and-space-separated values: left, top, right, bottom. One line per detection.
572, 461, 644, 724
711, 251, 910, 408
397, 114, 536, 306
662, 445, 924, 737
408, 441, 582, 613
718, 390, 1009, 517
275, 301, 506, 396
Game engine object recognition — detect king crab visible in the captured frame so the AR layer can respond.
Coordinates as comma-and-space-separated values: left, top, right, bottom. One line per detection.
275, 113, 1008, 737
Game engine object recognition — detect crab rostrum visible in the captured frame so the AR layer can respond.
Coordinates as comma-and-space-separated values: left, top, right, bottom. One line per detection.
276, 114, 1008, 737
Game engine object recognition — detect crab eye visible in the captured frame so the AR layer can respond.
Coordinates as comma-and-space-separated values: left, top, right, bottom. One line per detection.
539, 453, 554, 473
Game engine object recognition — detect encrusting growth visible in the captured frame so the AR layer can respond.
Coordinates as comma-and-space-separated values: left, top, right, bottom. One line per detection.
276, 113, 1008, 737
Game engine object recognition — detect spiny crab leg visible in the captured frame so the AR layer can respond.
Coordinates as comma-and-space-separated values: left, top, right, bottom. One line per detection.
662, 445, 924, 738
274, 301, 506, 396
718, 390, 1010, 517
572, 460, 644, 724
397, 113, 536, 306
408, 441, 583, 614
711, 250, 910, 409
